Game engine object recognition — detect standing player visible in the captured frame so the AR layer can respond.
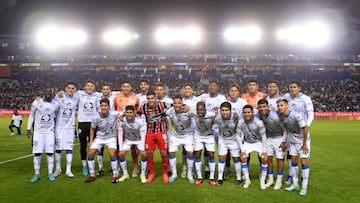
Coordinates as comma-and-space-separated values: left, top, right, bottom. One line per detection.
277, 99, 310, 196
214, 102, 242, 186
84, 98, 121, 183
193, 102, 217, 185
54, 82, 79, 178
283, 81, 314, 186
166, 96, 195, 184
77, 79, 101, 176
266, 81, 281, 110
137, 91, 171, 183
27, 87, 60, 183
9, 110, 22, 136
237, 105, 268, 189
198, 80, 226, 179
136, 80, 150, 106
155, 83, 173, 104
181, 83, 200, 178
241, 78, 267, 110
226, 84, 247, 179
257, 99, 285, 190
117, 105, 148, 183
114, 81, 139, 177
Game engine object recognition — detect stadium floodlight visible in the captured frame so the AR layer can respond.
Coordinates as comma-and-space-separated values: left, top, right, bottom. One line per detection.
276, 21, 331, 48
62, 29, 87, 46
224, 25, 262, 44
155, 26, 202, 45
35, 25, 62, 49
103, 29, 137, 45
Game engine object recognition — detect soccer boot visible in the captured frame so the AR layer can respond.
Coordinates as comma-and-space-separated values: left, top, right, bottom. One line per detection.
54, 169, 62, 177
65, 171, 75, 178
30, 174, 40, 183
82, 166, 89, 176
243, 179, 251, 188
163, 173, 169, 183
265, 178, 274, 188
274, 179, 282, 190
48, 173, 55, 182
260, 179, 266, 190
97, 169, 104, 177
140, 174, 147, 183
112, 176, 119, 183
285, 184, 300, 192
299, 187, 308, 196
85, 176, 96, 183
195, 179, 203, 185
169, 174, 178, 183
209, 179, 216, 186
118, 173, 130, 182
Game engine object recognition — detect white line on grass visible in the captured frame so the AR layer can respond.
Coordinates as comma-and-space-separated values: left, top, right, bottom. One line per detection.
0, 143, 80, 165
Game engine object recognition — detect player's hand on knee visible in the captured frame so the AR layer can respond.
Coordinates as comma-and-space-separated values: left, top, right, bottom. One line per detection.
279, 142, 286, 151
27, 130, 32, 139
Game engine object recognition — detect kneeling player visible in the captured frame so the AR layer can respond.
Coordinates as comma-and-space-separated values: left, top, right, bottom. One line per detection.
193, 102, 217, 185
118, 105, 148, 183
215, 102, 242, 186
85, 98, 121, 183
237, 105, 268, 189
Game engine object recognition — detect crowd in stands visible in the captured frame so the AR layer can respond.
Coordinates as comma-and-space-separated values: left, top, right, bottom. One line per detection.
1, 64, 359, 112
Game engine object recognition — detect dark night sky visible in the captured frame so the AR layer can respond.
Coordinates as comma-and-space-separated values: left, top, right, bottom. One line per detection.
1, 0, 359, 34
0, 0, 359, 53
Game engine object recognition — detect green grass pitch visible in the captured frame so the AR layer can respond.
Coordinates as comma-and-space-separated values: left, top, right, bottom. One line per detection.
0, 118, 359, 202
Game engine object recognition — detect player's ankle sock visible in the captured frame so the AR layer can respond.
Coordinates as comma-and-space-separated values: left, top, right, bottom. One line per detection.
46, 153, 54, 174
141, 158, 147, 176
195, 159, 202, 179
268, 170, 274, 181
301, 165, 309, 188
34, 154, 41, 174
209, 159, 216, 180
87, 157, 95, 176
65, 150, 73, 172
110, 157, 118, 176
169, 155, 177, 175
277, 170, 283, 181
148, 156, 154, 175
187, 155, 194, 177
97, 152, 103, 170
120, 158, 128, 174
234, 160, 241, 180
161, 156, 169, 174
291, 162, 299, 185
261, 164, 268, 180
55, 150, 62, 171
241, 163, 250, 180
217, 160, 225, 180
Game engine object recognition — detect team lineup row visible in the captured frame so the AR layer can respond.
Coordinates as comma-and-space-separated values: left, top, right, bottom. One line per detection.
26, 78, 313, 197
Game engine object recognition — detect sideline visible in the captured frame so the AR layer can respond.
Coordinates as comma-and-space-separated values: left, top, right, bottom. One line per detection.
0, 143, 80, 165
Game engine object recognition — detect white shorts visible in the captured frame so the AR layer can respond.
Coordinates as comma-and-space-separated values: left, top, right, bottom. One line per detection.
267, 137, 285, 159
218, 137, 240, 157
121, 140, 145, 151
55, 128, 75, 150
32, 132, 55, 154
169, 134, 194, 153
90, 137, 117, 151
243, 141, 264, 156
288, 142, 311, 159
194, 133, 215, 152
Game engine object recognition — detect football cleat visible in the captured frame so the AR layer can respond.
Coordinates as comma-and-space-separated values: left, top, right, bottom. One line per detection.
195, 179, 203, 185
112, 176, 119, 183
48, 173, 55, 182
118, 173, 130, 182
54, 169, 62, 177
132, 169, 138, 178
243, 179, 251, 188
209, 179, 217, 186
82, 166, 88, 176
274, 180, 282, 190
169, 174, 178, 183
163, 174, 169, 183
146, 174, 155, 183
236, 180, 242, 187
30, 174, 40, 183
285, 176, 292, 185
97, 169, 104, 177
65, 171, 75, 178
260, 180, 266, 190
140, 174, 147, 183
85, 176, 96, 183
285, 184, 300, 192
299, 188, 307, 196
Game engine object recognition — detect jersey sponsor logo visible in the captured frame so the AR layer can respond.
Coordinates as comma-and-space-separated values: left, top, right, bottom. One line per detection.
83, 102, 94, 111
40, 114, 52, 122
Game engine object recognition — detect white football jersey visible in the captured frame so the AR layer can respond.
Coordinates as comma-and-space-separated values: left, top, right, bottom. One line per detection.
118, 117, 146, 141
12, 114, 22, 127
283, 93, 314, 124
77, 90, 101, 122
27, 99, 60, 133
199, 93, 226, 112
279, 110, 307, 144
91, 111, 121, 138
166, 107, 194, 137
55, 95, 79, 129
228, 97, 248, 116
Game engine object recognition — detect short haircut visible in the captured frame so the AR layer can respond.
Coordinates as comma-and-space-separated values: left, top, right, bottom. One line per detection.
257, 99, 269, 106
122, 81, 131, 85
276, 98, 288, 104
247, 78, 258, 84
99, 98, 110, 105
230, 84, 240, 91
155, 83, 165, 88
86, 79, 95, 86
183, 83, 193, 89
268, 80, 279, 86
146, 91, 156, 97
289, 81, 300, 87
173, 95, 183, 101
197, 101, 205, 109
140, 79, 149, 84
65, 81, 77, 89
102, 83, 111, 89
209, 80, 218, 85
220, 102, 232, 110
125, 105, 135, 111
243, 104, 253, 112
